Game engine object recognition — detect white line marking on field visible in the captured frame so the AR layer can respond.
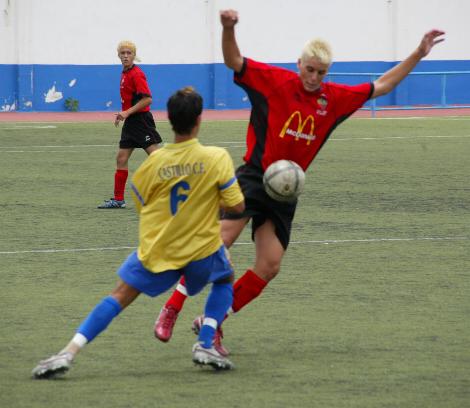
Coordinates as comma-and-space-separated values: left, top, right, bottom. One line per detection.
291, 236, 469, 245
234, 236, 469, 245
332, 135, 470, 141
0, 134, 468, 153
0, 236, 467, 255
1, 125, 57, 129
1, 117, 469, 127
0, 246, 137, 255
0, 144, 113, 149
0, 119, 249, 125
362, 117, 470, 121
0, 150, 85, 153
0, 121, 98, 125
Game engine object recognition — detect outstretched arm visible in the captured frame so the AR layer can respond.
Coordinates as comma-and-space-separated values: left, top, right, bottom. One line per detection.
220, 9, 244, 73
372, 29, 445, 98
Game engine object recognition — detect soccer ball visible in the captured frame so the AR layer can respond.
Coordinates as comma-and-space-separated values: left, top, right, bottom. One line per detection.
263, 160, 305, 202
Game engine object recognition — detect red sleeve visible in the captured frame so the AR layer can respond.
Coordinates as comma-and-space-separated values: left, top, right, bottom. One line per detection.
133, 69, 152, 97
234, 58, 295, 96
329, 82, 373, 118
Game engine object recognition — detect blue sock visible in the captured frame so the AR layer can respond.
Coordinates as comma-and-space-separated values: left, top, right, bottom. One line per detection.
77, 296, 122, 343
199, 282, 233, 348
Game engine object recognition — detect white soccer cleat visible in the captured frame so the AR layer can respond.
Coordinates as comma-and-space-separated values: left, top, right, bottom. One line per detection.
192, 342, 234, 370
32, 352, 74, 379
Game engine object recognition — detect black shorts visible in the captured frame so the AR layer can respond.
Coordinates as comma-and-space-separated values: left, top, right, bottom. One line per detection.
120, 111, 162, 149
222, 164, 297, 250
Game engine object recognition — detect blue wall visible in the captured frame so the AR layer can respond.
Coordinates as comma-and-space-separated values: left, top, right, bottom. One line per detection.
1, 60, 469, 112
0, 64, 18, 110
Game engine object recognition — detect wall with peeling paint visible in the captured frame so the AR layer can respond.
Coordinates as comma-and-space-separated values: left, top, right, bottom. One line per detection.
0, 0, 469, 111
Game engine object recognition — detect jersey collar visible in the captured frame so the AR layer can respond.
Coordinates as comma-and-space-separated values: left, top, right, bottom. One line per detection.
164, 138, 199, 149
122, 64, 136, 73
297, 77, 323, 96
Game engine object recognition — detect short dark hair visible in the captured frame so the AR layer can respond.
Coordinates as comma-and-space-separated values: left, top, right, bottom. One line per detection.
167, 86, 203, 135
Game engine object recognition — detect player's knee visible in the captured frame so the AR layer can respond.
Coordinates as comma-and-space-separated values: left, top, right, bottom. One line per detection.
256, 263, 280, 282
110, 281, 139, 308
116, 157, 128, 167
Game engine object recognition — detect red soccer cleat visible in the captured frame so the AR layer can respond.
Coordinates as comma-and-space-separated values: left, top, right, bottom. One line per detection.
191, 315, 230, 357
154, 306, 179, 342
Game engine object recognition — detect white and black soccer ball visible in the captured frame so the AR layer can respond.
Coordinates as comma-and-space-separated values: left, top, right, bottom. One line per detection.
263, 160, 305, 203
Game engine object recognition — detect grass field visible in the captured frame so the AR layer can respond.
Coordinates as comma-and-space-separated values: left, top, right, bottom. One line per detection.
1, 117, 469, 408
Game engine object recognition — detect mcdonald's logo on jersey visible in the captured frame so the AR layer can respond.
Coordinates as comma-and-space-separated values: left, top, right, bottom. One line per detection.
279, 111, 316, 145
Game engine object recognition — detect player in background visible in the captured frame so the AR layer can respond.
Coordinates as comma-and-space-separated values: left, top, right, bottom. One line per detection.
154, 10, 445, 355
32, 87, 245, 378
98, 40, 162, 209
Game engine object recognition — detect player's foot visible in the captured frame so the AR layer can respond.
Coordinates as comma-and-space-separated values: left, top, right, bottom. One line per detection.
154, 305, 179, 342
192, 315, 229, 357
32, 352, 74, 379
192, 342, 234, 370
97, 198, 126, 209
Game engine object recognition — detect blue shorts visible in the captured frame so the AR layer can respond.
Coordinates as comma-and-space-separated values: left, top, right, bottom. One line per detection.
117, 245, 233, 297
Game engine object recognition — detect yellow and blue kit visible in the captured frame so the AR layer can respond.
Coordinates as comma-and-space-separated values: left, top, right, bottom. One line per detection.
131, 138, 244, 273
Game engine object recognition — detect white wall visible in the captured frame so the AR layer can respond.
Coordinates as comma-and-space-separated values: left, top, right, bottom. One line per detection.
0, 0, 468, 65
394, 0, 467, 61
1, 0, 17, 63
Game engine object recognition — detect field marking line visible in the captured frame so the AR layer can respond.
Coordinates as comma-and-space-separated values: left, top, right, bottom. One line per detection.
332, 135, 470, 141
0, 143, 242, 149
361, 117, 470, 121
290, 236, 469, 245
0, 144, 114, 149
1, 117, 469, 126
0, 246, 137, 255
0, 125, 58, 129
0, 134, 469, 153
0, 236, 467, 255
0, 121, 111, 125
0, 150, 88, 153
0, 119, 249, 125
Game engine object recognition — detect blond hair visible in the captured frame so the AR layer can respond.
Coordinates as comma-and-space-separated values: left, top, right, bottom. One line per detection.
300, 38, 333, 66
117, 40, 136, 55
117, 40, 141, 62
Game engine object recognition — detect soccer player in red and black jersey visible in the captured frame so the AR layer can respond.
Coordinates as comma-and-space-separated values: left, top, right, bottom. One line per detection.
154, 9, 445, 353
98, 41, 162, 209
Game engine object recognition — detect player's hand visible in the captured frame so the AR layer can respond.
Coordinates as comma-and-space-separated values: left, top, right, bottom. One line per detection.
114, 111, 128, 127
417, 29, 445, 58
220, 9, 238, 28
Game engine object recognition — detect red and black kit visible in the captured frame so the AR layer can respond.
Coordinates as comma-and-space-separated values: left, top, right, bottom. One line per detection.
223, 57, 373, 248
119, 65, 162, 149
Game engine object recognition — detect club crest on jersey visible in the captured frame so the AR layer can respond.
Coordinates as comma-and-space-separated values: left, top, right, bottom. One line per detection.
316, 95, 328, 116
279, 111, 316, 145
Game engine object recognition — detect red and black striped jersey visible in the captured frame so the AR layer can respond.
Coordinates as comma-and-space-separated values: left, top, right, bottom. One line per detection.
234, 58, 373, 171
120, 65, 152, 112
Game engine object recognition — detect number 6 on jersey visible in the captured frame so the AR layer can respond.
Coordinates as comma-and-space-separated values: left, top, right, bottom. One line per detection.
170, 181, 190, 215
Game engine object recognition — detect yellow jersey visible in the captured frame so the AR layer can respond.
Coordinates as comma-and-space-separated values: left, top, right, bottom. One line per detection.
130, 138, 244, 273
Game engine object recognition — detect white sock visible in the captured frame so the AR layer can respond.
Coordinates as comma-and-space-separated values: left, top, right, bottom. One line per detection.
72, 333, 88, 348
61, 333, 88, 357
176, 283, 188, 296
203, 317, 218, 329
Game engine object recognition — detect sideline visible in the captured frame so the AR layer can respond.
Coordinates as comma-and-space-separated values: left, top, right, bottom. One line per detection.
0, 236, 467, 255
1, 108, 470, 123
